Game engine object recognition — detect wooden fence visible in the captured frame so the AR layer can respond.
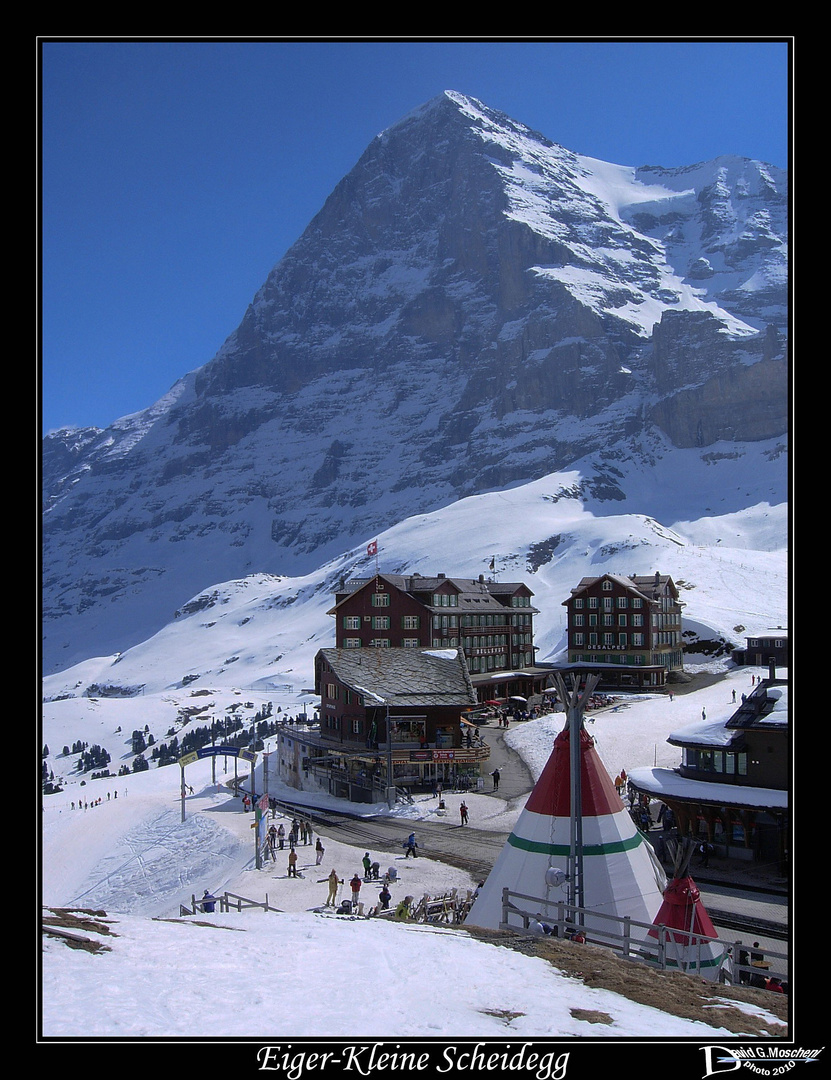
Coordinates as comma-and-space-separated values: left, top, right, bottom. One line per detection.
497, 887, 787, 992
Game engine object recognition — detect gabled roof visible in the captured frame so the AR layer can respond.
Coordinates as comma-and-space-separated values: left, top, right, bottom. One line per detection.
328, 572, 537, 615
316, 647, 478, 707
564, 572, 677, 605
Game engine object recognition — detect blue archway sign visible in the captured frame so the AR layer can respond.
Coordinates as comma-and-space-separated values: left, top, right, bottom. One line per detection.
178, 745, 258, 820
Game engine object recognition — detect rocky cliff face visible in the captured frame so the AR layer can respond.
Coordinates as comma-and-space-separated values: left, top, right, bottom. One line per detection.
41, 92, 788, 672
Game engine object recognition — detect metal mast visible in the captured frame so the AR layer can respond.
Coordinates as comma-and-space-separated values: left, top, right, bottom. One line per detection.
553, 671, 600, 916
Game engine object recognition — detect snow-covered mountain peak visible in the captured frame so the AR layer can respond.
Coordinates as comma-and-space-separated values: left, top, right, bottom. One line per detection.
42, 93, 788, 675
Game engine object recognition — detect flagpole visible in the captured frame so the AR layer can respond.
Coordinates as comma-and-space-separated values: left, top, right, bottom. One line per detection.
367, 539, 379, 575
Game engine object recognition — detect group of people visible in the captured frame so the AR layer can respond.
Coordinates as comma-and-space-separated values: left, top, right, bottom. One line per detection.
262, 815, 323, 875
70, 794, 115, 810
324, 852, 400, 913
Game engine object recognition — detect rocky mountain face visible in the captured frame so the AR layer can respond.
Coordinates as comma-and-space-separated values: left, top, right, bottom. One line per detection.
42, 91, 788, 672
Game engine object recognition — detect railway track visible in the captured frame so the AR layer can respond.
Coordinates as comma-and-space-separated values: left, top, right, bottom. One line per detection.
707, 910, 788, 941
267, 797, 507, 881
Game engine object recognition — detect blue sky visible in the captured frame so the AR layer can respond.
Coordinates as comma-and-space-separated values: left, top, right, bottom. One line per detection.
40, 38, 791, 435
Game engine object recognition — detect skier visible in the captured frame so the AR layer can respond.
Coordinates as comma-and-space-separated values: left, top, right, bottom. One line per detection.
362, 852, 373, 879
350, 873, 363, 903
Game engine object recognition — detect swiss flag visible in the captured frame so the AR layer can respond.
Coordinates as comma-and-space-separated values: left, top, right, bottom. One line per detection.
367, 540, 378, 557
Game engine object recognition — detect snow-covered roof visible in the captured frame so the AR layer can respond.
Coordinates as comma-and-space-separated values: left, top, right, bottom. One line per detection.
667, 681, 788, 748
628, 766, 788, 811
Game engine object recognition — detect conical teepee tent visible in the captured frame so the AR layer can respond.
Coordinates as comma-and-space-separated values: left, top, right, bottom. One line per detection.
647, 839, 724, 980
465, 679, 665, 939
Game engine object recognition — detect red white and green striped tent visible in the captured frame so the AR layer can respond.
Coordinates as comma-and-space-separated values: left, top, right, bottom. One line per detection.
465, 722, 666, 937
647, 848, 723, 980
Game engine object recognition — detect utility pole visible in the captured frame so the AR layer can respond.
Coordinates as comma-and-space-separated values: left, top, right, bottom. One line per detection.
386, 702, 395, 809
554, 671, 600, 921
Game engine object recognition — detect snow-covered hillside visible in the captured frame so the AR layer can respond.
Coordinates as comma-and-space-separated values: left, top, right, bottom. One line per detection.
41, 91, 788, 675
42, 440, 786, 703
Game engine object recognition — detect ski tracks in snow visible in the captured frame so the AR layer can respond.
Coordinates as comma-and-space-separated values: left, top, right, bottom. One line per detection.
61, 808, 246, 917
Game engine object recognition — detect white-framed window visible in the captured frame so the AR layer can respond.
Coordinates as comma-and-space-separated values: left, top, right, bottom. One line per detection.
343, 638, 362, 649
574, 614, 584, 626
402, 615, 420, 629
401, 638, 420, 648
574, 633, 584, 645
369, 638, 390, 648
371, 593, 390, 607
602, 580, 613, 591
371, 615, 390, 629
589, 597, 598, 608
343, 615, 361, 630
574, 598, 584, 609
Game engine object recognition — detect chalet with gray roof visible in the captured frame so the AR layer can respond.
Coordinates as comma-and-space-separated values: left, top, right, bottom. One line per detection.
299, 646, 487, 801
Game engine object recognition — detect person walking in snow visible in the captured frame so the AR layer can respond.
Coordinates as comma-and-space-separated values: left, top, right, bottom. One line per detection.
350, 874, 362, 903
362, 852, 373, 879
327, 870, 342, 906
277, 823, 286, 849
459, 801, 469, 825
404, 832, 418, 858
288, 849, 299, 877
315, 838, 325, 865
491, 769, 500, 792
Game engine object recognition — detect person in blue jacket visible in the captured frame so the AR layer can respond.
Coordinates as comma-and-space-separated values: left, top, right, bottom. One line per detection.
201, 890, 216, 913
404, 833, 418, 858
